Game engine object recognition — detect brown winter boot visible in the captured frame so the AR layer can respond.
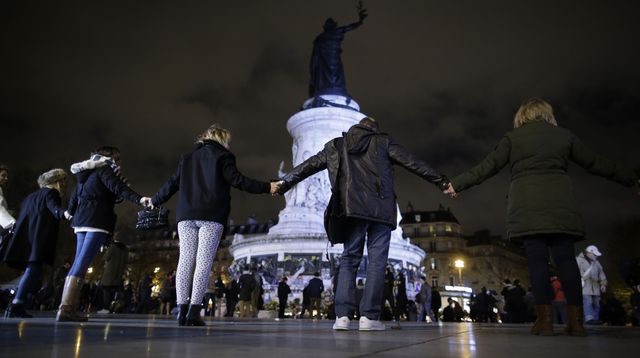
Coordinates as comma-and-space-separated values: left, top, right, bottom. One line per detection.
531, 305, 554, 336
56, 276, 89, 322
565, 305, 587, 337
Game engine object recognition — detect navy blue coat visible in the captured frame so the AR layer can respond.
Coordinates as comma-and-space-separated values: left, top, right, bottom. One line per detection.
1, 188, 65, 269
67, 166, 142, 233
152, 140, 270, 224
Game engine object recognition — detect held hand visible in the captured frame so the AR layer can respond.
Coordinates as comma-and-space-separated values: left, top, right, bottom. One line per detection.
140, 197, 154, 209
63, 211, 73, 221
270, 181, 284, 196
600, 285, 607, 294
443, 183, 458, 198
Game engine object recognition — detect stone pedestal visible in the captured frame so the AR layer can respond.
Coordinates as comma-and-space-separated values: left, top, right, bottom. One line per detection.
267, 101, 364, 237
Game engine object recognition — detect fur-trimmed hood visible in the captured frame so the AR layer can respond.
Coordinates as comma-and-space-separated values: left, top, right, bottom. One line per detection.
70, 155, 114, 174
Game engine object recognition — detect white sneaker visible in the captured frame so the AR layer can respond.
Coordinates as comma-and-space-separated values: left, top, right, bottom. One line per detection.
97, 309, 110, 314
359, 316, 386, 331
333, 316, 350, 330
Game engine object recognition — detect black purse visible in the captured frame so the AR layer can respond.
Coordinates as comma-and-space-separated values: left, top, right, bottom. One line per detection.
135, 207, 170, 230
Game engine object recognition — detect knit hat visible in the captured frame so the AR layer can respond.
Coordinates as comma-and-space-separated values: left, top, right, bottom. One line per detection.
37, 169, 67, 188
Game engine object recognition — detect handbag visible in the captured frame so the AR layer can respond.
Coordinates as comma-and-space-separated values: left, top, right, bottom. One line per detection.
324, 193, 348, 246
135, 207, 170, 230
324, 136, 349, 246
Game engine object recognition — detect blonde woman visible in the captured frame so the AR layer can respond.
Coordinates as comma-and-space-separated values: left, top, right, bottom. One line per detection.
148, 124, 279, 326
446, 98, 639, 336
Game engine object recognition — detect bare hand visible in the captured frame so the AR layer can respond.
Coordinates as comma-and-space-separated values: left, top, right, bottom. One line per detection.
63, 211, 73, 221
270, 181, 284, 196
443, 183, 458, 198
140, 197, 154, 209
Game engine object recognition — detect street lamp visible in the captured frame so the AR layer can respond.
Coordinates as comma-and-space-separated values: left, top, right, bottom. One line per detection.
454, 259, 464, 286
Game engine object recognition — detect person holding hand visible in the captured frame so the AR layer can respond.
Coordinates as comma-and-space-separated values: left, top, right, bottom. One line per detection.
2, 169, 69, 318
58, 146, 147, 322
445, 98, 639, 336
147, 124, 279, 326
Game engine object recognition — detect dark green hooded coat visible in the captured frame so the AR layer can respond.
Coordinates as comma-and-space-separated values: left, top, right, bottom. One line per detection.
451, 121, 637, 240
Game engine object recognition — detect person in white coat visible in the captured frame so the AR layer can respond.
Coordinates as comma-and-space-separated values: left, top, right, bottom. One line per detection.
0, 164, 15, 230
576, 245, 607, 324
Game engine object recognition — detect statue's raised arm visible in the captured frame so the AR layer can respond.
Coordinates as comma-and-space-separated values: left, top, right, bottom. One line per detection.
308, 2, 368, 98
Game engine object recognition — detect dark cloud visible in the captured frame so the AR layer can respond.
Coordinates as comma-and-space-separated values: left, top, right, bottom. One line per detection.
1, 1, 639, 274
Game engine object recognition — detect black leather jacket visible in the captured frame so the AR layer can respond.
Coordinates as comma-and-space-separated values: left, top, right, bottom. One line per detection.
280, 124, 448, 227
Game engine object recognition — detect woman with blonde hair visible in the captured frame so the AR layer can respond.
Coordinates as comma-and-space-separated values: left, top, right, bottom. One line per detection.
446, 98, 639, 336
148, 124, 279, 326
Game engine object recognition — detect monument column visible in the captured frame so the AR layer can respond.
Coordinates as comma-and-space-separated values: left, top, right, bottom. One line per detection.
267, 99, 363, 237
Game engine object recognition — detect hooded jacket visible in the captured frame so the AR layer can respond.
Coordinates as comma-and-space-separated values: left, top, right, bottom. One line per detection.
67, 156, 142, 233
280, 124, 447, 227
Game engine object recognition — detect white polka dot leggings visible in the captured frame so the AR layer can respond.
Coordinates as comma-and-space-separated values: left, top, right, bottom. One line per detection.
176, 220, 224, 306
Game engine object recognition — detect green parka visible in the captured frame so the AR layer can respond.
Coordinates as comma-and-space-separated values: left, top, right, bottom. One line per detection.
451, 121, 637, 240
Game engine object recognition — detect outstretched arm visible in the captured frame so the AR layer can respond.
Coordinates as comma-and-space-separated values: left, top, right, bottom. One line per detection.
451, 136, 511, 192
278, 147, 329, 193
99, 167, 143, 205
152, 160, 182, 207
570, 134, 638, 187
388, 137, 450, 191
221, 153, 270, 194
45, 189, 66, 220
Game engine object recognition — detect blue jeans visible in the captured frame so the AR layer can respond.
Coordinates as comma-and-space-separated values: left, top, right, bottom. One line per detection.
335, 219, 392, 320
69, 231, 109, 278
583, 294, 600, 322
14, 262, 43, 303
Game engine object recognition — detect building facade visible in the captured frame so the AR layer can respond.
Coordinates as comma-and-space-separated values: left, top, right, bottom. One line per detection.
399, 203, 529, 298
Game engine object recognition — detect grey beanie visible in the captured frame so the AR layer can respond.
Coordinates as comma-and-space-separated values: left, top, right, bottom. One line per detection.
37, 168, 67, 188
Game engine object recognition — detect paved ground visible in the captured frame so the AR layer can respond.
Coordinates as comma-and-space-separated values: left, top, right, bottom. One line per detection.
1, 313, 639, 357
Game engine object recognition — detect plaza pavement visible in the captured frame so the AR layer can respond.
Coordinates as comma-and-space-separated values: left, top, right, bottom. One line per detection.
1, 313, 639, 357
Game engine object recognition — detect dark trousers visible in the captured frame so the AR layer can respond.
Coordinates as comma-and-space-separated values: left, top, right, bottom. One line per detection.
278, 297, 287, 318
522, 234, 582, 306
102, 285, 120, 312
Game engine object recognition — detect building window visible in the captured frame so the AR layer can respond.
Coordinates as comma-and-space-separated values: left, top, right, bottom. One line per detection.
429, 241, 436, 252
431, 276, 438, 288
430, 258, 437, 270
445, 225, 452, 232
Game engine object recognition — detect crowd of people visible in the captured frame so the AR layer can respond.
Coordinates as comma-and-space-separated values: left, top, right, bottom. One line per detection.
1, 99, 639, 336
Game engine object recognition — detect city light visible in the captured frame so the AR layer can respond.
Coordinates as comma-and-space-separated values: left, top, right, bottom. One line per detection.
154, 267, 160, 273
87, 267, 93, 274
454, 259, 464, 286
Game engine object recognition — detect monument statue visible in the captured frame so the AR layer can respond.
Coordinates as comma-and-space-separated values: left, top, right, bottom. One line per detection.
308, 1, 368, 99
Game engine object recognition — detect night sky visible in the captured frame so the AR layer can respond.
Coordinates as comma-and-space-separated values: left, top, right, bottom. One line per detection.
1, 1, 639, 277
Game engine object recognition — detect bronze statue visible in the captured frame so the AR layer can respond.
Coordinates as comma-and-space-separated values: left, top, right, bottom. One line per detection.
308, 1, 368, 98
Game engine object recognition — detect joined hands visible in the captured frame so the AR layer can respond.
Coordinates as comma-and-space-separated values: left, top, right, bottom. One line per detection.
270, 181, 284, 196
